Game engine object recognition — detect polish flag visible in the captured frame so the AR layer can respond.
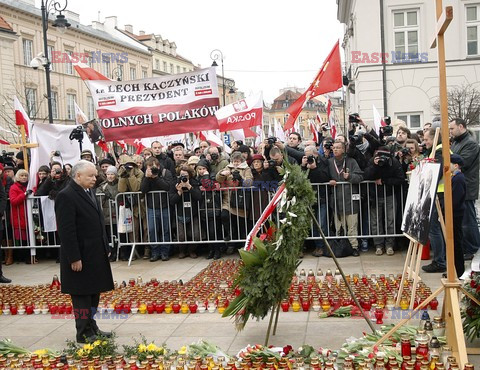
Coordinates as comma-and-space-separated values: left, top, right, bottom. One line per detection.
215, 93, 263, 132
74, 102, 88, 126
97, 140, 109, 153
14, 96, 30, 136
199, 130, 223, 147
284, 41, 343, 131
116, 140, 127, 152
372, 104, 386, 135
68, 57, 110, 81
326, 98, 336, 139
315, 109, 323, 125
309, 120, 318, 142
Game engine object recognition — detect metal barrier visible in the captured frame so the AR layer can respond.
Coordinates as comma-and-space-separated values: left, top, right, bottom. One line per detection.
0, 181, 407, 264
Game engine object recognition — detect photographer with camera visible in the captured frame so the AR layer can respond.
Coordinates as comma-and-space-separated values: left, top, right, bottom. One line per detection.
35, 162, 70, 200
140, 157, 174, 262
169, 165, 202, 259
216, 152, 253, 254
363, 146, 405, 256
151, 141, 176, 175
301, 145, 330, 257
319, 137, 335, 159
205, 146, 229, 177
328, 141, 364, 256
273, 133, 305, 165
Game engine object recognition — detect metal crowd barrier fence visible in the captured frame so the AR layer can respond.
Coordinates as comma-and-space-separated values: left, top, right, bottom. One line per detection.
0, 181, 407, 265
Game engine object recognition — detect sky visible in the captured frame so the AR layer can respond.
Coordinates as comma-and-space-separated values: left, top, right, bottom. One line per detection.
49, 0, 344, 104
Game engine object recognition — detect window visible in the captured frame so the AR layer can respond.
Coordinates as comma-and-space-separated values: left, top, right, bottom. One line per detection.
176, 66, 180, 74
86, 52, 93, 68
163, 61, 167, 72
25, 88, 37, 118
170, 63, 174, 74
396, 112, 422, 129
102, 61, 110, 78
183, 67, 187, 73
23, 39, 33, 66
467, 5, 480, 56
393, 10, 419, 61
66, 94, 76, 120
51, 91, 58, 119
155, 59, 160, 70
65, 51, 73, 74
130, 67, 136, 80
47, 45, 55, 72
87, 96, 95, 120
142, 69, 148, 79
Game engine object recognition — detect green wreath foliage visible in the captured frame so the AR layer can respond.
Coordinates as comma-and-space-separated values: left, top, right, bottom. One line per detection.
223, 160, 316, 329
462, 271, 480, 342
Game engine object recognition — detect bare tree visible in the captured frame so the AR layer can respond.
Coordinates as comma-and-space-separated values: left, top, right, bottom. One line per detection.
433, 84, 480, 126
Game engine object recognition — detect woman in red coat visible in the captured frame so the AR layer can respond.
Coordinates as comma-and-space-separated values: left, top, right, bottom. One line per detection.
9, 169, 30, 246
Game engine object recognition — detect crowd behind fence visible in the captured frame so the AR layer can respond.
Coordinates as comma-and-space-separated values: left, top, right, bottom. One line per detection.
0, 181, 407, 263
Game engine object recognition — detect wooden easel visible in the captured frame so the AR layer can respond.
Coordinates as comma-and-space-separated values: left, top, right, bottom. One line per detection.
375, 4, 471, 367
9, 124, 38, 264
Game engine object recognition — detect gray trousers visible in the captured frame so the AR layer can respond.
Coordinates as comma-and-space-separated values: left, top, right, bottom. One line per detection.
370, 195, 395, 248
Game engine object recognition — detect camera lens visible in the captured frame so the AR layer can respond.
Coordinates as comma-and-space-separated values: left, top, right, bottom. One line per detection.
307, 155, 315, 164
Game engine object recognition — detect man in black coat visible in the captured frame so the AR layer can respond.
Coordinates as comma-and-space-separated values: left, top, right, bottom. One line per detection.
55, 160, 114, 343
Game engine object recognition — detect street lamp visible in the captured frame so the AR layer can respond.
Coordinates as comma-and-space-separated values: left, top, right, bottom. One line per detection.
111, 66, 123, 81
210, 49, 226, 106
40, 0, 70, 123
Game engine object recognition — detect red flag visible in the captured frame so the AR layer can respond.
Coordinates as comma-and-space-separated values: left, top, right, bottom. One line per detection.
326, 98, 336, 139
315, 109, 323, 125
97, 140, 109, 153
68, 57, 110, 81
0, 139, 10, 145
14, 96, 30, 136
309, 121, 318, 142
284, 41, 342, 131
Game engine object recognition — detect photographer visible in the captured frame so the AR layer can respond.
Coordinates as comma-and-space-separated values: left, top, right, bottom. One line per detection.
117, 155, 144, 260
35, 162, 69, 200
151, 141, 176, 175
80, 149, 94, 163
216, 152, 253, 254
263, 146, 294, 183
206, 146, 229, 177
328, 141, 363, 256
319, 137, 334, 159
301, 145, 330, 257
169, 165, 202, 259
140, 157, 174, 262
363, 147, 405, 256
275, 133, 304, 165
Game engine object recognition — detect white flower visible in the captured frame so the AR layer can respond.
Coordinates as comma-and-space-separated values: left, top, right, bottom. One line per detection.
288, 212, 297, 218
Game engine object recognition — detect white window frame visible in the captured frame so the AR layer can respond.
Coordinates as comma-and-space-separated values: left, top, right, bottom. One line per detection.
466, 4, 480, 56
66, 94, 76, 120
395, 112, 422, 129
87, 96, 95, 120
142, 69, 148, 79
155, 59, 160, 70
176, 65, 180, 74
47, 45, 55, 72
163, 61, 167, 72
130, 66, 136, 80
170, 63, 174, 74
23, 39, 33, 66
25, 88, 37, 118
102, 61, 110, 78
65, 51, 73, 75
51, 91, 58, 119
392, 9, 419, 61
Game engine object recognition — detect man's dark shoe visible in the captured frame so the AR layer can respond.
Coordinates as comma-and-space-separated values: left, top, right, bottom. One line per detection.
312, 248, 324, 257
464, 253, 474, 261
226, 246, 235, 255
422, 262, 446, 273
161, 255, 170, 261
352, 248, 360, 257
0, 275, 12, 284
150, 255, 161, 262
77, 335, 97, 344
95, 329, 113, 338
206, 250, 215, 259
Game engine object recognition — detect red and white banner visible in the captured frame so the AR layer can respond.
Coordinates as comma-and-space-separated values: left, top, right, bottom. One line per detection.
85, 67, 220, 142
215, 92, 263, 132
327, 98, 336, 139
14, 96, 30, 136
244, 183, 286, 251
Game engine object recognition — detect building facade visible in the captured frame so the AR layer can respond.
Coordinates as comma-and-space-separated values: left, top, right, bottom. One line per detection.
338, 0, 480, 135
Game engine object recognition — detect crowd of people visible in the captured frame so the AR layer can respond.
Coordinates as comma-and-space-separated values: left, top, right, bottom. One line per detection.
0, 116, 478, 284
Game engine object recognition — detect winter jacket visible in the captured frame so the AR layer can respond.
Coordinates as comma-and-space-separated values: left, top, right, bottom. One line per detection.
451, 132, 480, 200
363, 156, 405, 199
155, 153, 176, 176
140, 167, 174, 209
169, 178, 202, 222
301, 155, 330, 202
98, 179, 119, 225
35, 176, 70, 199
328, 156, 363, 215
216, 161, 253, 217
9, 181, 27, 230
209, 158, 229, 177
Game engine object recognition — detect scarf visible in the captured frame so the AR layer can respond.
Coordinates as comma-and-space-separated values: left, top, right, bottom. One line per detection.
356, 140, 369, 154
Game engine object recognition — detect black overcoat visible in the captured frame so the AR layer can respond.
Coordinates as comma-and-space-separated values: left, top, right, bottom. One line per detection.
55, 180, 114, 295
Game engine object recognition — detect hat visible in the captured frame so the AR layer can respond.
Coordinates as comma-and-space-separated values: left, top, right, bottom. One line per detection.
106, 165, 118, 175
81, 149, 93, 157
196, 158, 210, 171
237, 145, 250, 153
450, 154, 464, 167
99, 158, 114, 167
251, 154, 265, 162
4, 164, 14, 171
118, 154, 134, 165
187, 156, 200, 166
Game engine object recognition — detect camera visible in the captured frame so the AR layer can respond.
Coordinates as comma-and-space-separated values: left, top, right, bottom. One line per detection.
349, 113, 360, 124
235, 140, 243, 146
151, 166, 159, 176
321, 124, 329, 131
267, 137, 277, 145
231, 170, 242, 182
210, 153, 219, 161
307, 155, 315, 164
69, 125, 85, 141
377, 155, 390, 167
380, 125, 393, 136
53, 151, 61, 157
384, 116, 391, 125
124, 163, 134, 171
267, 159, 277, 168
324, 140, 334, 150
54, 169, 62, 175
400, 147, 410, 156
349, 135, 363, 145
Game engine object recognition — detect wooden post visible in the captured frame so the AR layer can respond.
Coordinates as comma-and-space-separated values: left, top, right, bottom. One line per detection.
9, 125, 38, 171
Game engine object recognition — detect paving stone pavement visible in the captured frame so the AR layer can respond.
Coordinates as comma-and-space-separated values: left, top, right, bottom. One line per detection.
1, 248, 478, 365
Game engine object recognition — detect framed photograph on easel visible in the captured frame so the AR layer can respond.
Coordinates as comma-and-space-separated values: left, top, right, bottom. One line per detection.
401, 160, 442, 245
